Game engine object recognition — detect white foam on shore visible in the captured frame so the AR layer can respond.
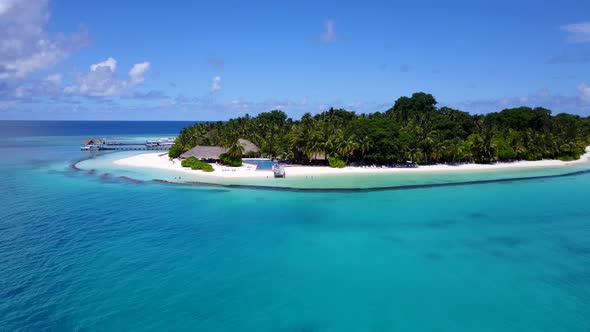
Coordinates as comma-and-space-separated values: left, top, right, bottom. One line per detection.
112, 147, 590, 179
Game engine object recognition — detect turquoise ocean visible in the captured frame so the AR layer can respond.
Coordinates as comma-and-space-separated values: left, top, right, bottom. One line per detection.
1, 121, 590, 331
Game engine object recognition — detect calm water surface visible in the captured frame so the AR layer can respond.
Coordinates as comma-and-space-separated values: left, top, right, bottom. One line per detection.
1, 121, 589, 331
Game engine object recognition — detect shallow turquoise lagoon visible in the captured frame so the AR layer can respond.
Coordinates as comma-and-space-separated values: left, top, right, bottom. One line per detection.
77, 149, 590, 190
1, 124, 590, 331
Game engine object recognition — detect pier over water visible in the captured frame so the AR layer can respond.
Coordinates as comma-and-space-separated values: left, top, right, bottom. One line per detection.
81, 137, 175, 151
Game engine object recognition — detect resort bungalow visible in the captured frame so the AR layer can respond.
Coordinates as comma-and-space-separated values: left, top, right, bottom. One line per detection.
80, 138, 105, 151
238, 139, 260, 157
179, 139, 260, 162
82, 138, 105, 145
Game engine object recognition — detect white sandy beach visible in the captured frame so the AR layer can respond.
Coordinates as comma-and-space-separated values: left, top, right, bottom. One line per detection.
112, 146, 590, 179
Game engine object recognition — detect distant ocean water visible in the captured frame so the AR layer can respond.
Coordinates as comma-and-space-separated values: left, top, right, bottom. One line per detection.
0, 120, 196, 137
1, 121, 590, 331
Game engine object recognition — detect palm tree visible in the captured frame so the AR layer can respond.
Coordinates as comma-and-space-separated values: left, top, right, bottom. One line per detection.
420, 129, 438, 164
224, 138, 245, 158
405, 146, 423, 164
338, 134, 358, 164
431, 137, 446, 163
469, 132, 495, 163
302, 125, 325, 161
358, 135, 372, 163
324, 128, 345, 159
445, 139, 464, 163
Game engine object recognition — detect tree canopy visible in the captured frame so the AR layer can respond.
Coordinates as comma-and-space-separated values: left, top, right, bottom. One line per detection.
170, 92, 590, 165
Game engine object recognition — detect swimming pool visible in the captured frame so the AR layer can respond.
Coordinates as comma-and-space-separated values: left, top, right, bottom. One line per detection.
242, 158, 277, 170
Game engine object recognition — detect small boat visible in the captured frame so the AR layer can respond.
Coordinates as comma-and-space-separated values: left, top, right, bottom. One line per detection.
80, 144, 100, 151
272, 163, 285, 178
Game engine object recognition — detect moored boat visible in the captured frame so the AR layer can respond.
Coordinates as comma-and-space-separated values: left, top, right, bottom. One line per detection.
272, 163, 285, 178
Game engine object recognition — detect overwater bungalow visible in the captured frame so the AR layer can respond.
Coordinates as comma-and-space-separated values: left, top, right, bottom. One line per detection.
80, 138, 105, 151
82, 138, 105, 145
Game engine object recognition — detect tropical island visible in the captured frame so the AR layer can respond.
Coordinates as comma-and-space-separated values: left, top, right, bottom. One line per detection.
168, 92, 590, 165
110, 92, 590, 181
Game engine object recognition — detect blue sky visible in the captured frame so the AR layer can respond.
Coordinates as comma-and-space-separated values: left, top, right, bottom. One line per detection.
1, 0, 590, 120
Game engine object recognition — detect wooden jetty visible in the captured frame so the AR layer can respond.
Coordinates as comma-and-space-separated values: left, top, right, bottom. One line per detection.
98, 146, 170, 151
81, 137, 175, 151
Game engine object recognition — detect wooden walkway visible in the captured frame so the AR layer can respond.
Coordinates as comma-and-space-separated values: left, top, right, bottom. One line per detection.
103, 142, 146, 146
82, 137, 174, 151
99, 146, 170, 151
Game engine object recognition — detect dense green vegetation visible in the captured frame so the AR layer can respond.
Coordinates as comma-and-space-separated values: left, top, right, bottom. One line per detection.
180, 157, 214, 172
219, 153, 243, 167
328, 156, 346, 168
168, 144, 185, 159
171, 92, 590, 165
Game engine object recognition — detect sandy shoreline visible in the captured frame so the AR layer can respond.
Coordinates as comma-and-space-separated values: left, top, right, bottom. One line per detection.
111, 146, 590, 179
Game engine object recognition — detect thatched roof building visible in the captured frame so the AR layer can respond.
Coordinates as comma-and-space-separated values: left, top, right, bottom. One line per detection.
180, 146, 227, 160
82, 138, 105, 145
180, 139, 260, 160
239, 139, 259, 154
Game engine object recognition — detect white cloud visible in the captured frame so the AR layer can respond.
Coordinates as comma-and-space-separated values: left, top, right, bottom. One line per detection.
0, 0, 88, 81
320, 19, 336, 42
0, 0, 18, 15
211, 75, 221, 92
129, 61, 150, 84
64, 57, 151, 97
90, 57, 117, 72
44, 73, 62, 86
579, 83, 590, 103
132, 90, 168, 100
449, 88, 590, 115
5, 73, 64, 101
561, 22, 590, 43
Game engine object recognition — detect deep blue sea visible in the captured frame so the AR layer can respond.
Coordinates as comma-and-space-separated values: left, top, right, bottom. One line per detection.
1, 121, 590, 331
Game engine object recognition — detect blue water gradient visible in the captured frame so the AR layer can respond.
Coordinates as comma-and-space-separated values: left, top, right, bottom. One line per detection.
1, 122, 589, 331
